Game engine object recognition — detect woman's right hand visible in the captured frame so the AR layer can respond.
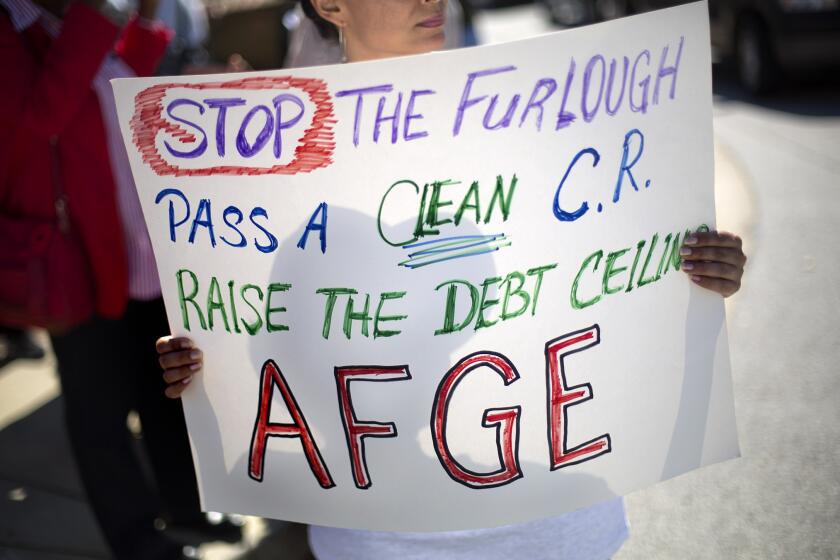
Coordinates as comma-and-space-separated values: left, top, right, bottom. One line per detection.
156, 336, 202, 399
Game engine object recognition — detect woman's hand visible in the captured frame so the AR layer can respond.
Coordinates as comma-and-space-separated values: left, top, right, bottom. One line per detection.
156, 336, 202, 399
681, 230, 747, 298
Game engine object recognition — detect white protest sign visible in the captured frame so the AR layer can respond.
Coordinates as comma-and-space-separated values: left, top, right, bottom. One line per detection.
112, 1, 739, 531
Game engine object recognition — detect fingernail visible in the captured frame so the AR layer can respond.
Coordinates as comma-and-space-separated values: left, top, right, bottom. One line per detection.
190, 350, 201, 360
682, 262, 694, 271
190, 363, 201, 371
685, 236, 698, 245
680, 247, 692, 256
691, 275, 702, 283
180, 339, 194, 349
182, 377, 192, 385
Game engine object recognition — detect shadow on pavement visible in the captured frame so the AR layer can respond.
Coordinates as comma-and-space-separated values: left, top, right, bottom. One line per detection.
0, 397, 312, 559
0, 398, 110, 559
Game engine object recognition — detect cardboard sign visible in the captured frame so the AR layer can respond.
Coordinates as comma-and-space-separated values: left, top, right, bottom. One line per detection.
112, 1, 739, 531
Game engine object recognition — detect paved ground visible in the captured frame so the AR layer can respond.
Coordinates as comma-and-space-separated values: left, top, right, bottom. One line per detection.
615, 76, 840, 560
2, 5, 839, 559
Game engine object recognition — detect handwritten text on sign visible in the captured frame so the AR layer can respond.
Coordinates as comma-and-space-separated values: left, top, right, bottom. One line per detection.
113, 2, 738, 531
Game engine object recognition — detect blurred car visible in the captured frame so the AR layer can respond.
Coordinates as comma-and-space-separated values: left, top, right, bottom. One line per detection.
707, 0, 840, 94
539, 0, 629, 25
471, 0, 536, 9
539, 0, 840, 94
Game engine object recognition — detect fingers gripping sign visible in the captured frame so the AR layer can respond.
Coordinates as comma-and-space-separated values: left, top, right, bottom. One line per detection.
157, 336, 202, 398
680, 230, 746, 298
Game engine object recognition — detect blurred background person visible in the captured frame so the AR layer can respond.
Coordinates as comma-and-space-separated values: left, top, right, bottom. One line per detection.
108, 0, 212, 74
0, 0, 241, 556
107, 0, 253, 74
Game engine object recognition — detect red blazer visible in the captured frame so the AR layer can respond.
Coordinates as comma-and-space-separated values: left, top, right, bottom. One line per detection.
0, 4, 170, 319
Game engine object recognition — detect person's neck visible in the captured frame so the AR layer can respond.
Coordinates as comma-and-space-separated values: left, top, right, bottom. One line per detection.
344, 41, 399, 64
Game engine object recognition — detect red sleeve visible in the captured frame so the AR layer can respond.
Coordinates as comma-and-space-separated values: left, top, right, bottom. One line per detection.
0, 3, 118, 140
115, 15, 172, 77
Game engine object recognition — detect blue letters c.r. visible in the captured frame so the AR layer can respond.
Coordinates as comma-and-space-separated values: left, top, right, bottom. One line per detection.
553, 147, 600, 222
613, 128, 645, 203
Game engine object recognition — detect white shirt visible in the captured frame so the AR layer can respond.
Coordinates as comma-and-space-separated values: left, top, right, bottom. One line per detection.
310, 498, 629, 560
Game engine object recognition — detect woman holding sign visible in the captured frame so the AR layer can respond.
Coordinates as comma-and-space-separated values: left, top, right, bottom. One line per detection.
157, 0, 747, 558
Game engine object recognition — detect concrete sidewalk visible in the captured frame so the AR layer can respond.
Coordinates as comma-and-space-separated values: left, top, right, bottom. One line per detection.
616, 81, 840, 559
0, 396, 109, 559
0, 138, 754, 560
0, 350, 311, 560
0, 338, 109, 559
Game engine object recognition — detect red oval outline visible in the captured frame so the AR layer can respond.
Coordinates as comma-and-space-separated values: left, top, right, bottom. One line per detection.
130, 76, 336, 177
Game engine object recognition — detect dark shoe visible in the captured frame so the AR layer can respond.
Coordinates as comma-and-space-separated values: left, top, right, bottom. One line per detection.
124, 532, 199, 560
3, 330, 46, 361
164, 513, 244, 546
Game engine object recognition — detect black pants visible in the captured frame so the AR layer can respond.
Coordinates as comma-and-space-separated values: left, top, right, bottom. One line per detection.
51, 298, 200, 558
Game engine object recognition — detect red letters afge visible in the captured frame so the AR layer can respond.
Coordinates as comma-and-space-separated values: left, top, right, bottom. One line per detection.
248, 324, 608, 489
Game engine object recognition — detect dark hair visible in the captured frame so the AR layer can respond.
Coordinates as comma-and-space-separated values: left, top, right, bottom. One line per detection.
300, 0, 339, 41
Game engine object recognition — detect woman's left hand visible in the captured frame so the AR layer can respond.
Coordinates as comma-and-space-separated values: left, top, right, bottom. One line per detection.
680, 230, 747, 298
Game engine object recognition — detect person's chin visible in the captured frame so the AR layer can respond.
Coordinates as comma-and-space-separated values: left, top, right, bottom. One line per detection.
418, 30, 446, 52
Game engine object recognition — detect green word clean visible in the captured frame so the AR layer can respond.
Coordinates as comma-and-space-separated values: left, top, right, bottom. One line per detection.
435, 264, 557, 335
176, 269, 291, 335
378, 174, 518, 246
570, 225, 708, 310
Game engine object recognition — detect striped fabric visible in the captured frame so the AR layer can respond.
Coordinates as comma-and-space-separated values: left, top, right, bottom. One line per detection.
92, 58, 162, 300
2, 0, 162, 300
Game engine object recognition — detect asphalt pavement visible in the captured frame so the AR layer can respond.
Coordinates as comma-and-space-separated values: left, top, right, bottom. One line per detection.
614, 68, 840, 560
